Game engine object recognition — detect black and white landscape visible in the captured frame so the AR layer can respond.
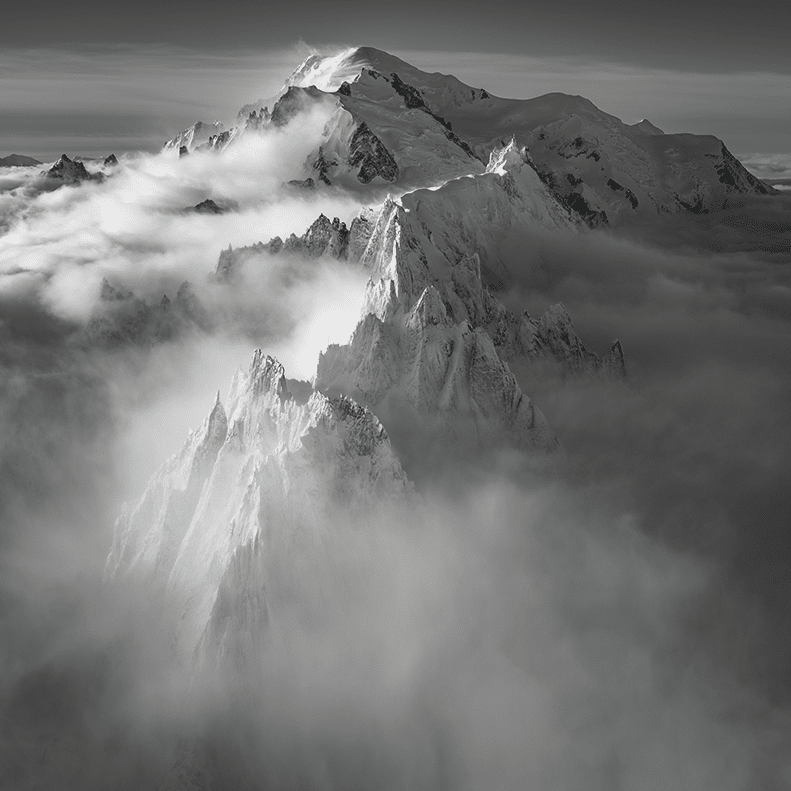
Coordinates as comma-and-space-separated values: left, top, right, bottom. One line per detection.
1, 34, 790, 791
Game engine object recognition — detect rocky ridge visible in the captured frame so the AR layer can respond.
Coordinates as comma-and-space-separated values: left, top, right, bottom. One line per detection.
164, 121, 227, 153
164, 46, 774, 225
106, 352, 411, 665
42, 154, 104, 185
313, 143, 623, 450
108, 136, 628, 670
213, 142, 624, 382
283, 47, 777, 221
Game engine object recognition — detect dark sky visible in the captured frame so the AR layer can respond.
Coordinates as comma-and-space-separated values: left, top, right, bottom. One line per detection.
4, 0, 791, 73
1, 0, 789, 159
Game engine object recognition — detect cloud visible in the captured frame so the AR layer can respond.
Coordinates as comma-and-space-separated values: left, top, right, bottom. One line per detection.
0, 105, 366, 343
0, 111, 370, 585
493, 224, 791, 694
738, 152, 791, 180
1, 91, 790, 788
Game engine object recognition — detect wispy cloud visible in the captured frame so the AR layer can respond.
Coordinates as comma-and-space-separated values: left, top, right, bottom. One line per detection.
737, 152, 791, 181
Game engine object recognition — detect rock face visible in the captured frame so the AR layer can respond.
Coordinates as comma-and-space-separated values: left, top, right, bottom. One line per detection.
164, 121, 226, 153
348, 121, 400, 183
212, 214, 356, 281
42, 154, 103, 184
345, 142, 621, 375
106, 352, 411, 664
189, 198, 226, 214
313, 142, 620, 456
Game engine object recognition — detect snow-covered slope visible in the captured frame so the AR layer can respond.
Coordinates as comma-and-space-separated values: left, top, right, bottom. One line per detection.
107, 352, 411, 663
630, 119, 665, 136
313, 142, 622, 445
164, 121, 227, 153
282, 47, 776, 222
268, 80, 483, 190
286, 46, 492, 114
212, 142, 623, 384
163, 46, 774, 217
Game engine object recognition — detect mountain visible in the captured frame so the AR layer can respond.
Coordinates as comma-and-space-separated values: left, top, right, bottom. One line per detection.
113, 50, 639, 666
106, 352, 411, 664
173, 46, 774, 225
290, 47, 776, 220
109, 136, 622, 659
629, 119, 665, 136
0, 153, 41, 167
42, 153, 104, 184
101, 48, 681, 787
164, 120, 227, 152
214, 141, 625, 384
188, 198, 227, 214
313, 142, 621, 458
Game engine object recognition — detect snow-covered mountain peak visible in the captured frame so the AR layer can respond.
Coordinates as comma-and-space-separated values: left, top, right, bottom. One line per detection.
107, 348, 412, 657
164, 120, 226, 152
287, 46, 491, 113
630, 118, 665, 136
485, 138, 534, 175
288, 47, 431, 94
286, 48, 361, 92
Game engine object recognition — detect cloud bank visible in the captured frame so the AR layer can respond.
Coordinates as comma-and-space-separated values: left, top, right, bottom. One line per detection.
0, 95, 790, 788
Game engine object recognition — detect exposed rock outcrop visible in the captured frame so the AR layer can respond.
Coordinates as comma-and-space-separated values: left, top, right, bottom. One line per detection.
349, 121, 399, 183
42, 154, 103, 185
106, 352, 412, 664
212, 214, 355, 281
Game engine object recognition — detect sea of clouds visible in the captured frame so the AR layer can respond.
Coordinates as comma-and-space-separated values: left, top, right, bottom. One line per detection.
1, 105, 790, 789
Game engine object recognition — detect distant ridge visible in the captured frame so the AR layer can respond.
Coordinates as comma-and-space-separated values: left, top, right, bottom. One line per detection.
0, 154, 41, 167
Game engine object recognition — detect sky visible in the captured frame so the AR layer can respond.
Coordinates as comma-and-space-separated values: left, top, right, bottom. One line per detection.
1, 0, 789, 161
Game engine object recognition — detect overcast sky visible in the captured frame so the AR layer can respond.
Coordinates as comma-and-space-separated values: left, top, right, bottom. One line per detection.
1, 0, 789, 160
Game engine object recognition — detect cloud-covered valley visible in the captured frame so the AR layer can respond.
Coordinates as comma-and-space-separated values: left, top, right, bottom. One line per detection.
1, 57, 790, 790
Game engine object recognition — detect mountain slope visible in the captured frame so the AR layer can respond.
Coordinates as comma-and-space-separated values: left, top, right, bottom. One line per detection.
313, 142, 621, 454
163, 46, 774, 220
106, 352, 411, 663
164, 120, 227, 152
284, 47, 776, 222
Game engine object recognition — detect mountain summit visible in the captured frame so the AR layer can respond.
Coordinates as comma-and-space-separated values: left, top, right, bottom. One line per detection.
167, 46, 774, 223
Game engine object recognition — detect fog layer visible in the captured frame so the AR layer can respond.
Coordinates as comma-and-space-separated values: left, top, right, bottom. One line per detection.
1, 112, 790, 787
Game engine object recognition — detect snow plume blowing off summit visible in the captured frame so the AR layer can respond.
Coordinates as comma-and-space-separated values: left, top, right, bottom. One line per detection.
1, 47, 791, 790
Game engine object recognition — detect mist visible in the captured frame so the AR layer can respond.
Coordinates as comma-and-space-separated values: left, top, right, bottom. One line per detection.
1, 88, 791, 791
0, 106, 370, 642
